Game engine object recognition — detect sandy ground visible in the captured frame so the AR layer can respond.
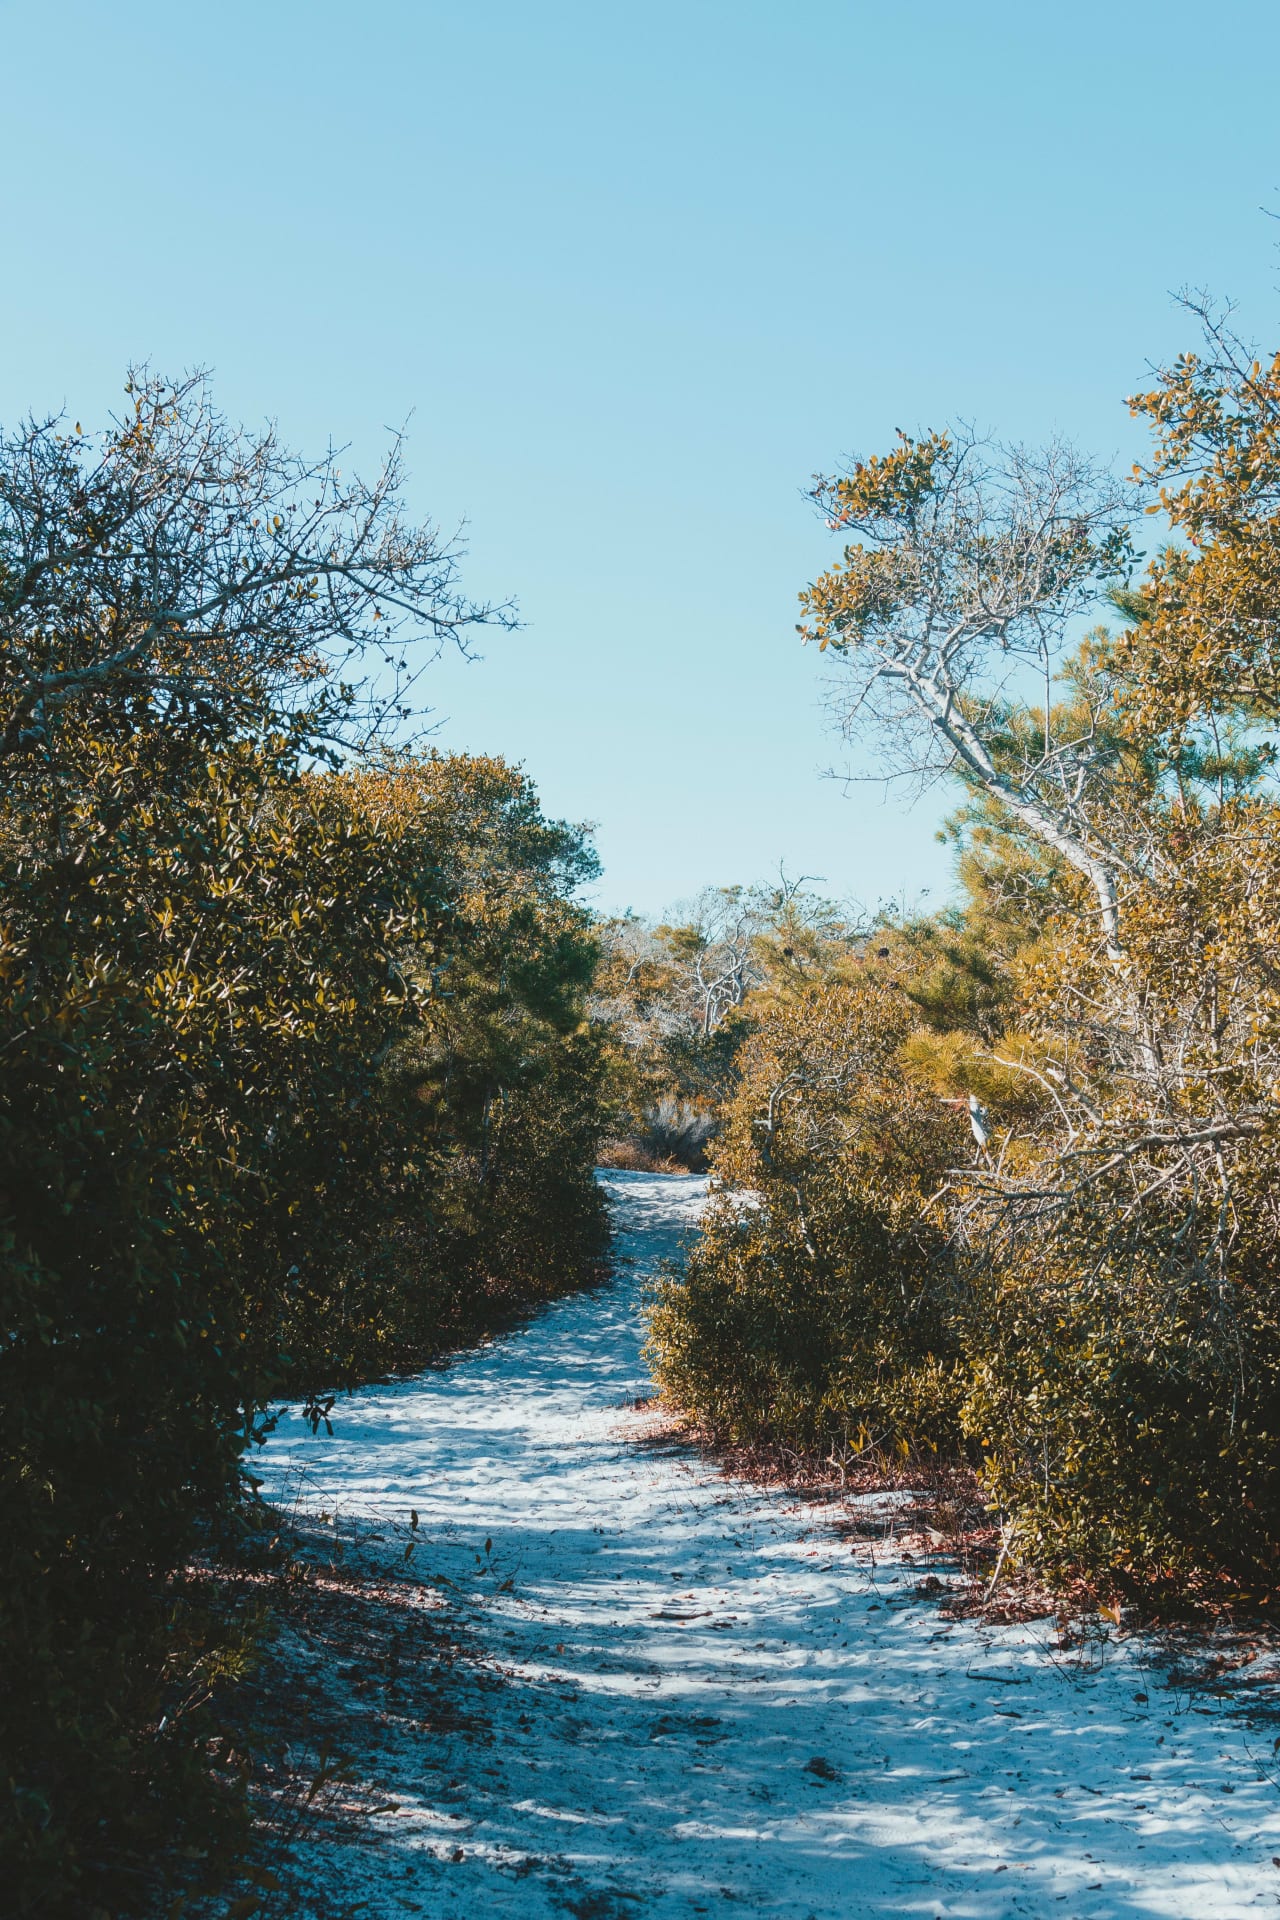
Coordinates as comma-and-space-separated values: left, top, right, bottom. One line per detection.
254, 1170, 1280, 1919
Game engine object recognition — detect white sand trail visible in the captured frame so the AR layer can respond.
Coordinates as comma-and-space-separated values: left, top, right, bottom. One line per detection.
256, 1171, 1280, 1919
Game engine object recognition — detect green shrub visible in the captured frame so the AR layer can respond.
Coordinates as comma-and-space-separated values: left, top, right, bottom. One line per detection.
962, 1197, 1280, 1596
0, 381, 607, 1913
648, 978, 969, 1458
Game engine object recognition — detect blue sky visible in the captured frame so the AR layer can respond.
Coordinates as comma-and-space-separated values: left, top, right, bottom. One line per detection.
3, 2, 1279, 916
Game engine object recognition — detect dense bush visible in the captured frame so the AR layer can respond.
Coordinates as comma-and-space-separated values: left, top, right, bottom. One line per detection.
956, 805, 1280, 1593
963, 1197, 1280, 1593
273, 751, 609, 1382
0, 382, 606, 1913
649, 977, 968, 1455
650, 820, 1280, 1594
650, 304, 1280, 1604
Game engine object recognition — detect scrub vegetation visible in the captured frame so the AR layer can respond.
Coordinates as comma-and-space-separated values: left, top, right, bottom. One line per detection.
0, 377, 607, 1915
648, 299, 1280, 1613
12, 291, 1280, 1913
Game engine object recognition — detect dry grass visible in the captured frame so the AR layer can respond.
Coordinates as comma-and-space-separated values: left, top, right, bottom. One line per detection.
596, 1140, 694, 1174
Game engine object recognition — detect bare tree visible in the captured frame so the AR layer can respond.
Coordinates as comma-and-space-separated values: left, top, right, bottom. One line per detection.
0, 370, 514, 767
803, 431, 1280, 1332
589, 915, 690, 1050
659, 886, 772, 1036
801, 429, 1136, 953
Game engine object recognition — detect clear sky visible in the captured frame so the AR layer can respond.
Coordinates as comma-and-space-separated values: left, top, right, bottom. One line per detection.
3, 2, 1279, 917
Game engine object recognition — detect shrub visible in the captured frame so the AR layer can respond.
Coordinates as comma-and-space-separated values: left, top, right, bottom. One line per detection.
599, 1097, 717, 1172
0, 380, 607, 1913
648, 978, 969, 1456
963, 1195, 1280, 1596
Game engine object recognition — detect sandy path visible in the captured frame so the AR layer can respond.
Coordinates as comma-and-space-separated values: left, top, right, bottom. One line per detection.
256, 1171, 1280, 1918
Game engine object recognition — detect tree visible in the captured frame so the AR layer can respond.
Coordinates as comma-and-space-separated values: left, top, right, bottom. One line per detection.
799, 419, 1280, 1240
0, 370, 512, 770
787, 330, 1280, 1594
0, 375, 605, 1915
656, 886, 771, 1037
593, 875, 868, 1168
800, 430, 1135, 952
1125, 298, 1280, 737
